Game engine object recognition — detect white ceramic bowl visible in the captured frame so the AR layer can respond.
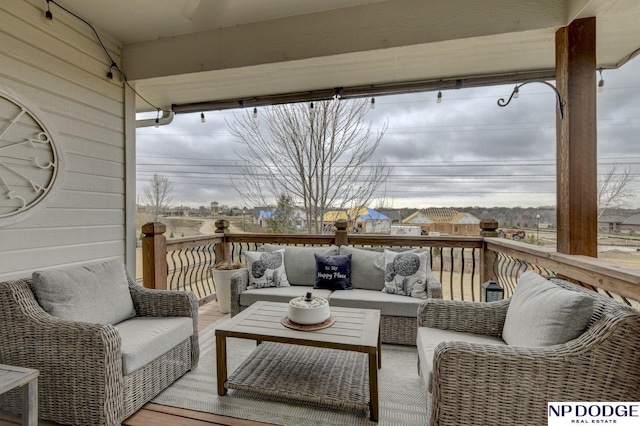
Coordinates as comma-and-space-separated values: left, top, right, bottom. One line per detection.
288, 295, 330, 325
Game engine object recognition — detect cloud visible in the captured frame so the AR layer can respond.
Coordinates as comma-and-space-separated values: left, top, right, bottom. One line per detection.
136, 57, 640, 209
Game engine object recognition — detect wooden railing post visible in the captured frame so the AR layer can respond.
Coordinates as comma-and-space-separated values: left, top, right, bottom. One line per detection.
334, 220, 349, 246
214, 219, 231, 263
142, 222, 167, 290
479, 219, 499, 283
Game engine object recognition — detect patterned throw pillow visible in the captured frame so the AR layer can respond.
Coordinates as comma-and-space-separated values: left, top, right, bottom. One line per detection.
245, 249, 290, 289
314, 254, 352, 290
382, 250, 435, 298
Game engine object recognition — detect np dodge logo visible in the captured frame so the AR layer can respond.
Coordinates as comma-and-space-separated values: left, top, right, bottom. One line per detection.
548, 403, 640, 425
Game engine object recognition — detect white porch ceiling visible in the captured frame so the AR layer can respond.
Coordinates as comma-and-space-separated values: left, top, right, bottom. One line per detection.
57, 0, 640, 112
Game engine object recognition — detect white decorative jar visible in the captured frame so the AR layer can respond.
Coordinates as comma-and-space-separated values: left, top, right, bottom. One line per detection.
288, 293, 330, 325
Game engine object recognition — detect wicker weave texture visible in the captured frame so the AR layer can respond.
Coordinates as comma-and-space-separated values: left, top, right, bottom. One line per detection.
423, 277, 640, 426
226, 342, 369, 413
0, 270, 200, 426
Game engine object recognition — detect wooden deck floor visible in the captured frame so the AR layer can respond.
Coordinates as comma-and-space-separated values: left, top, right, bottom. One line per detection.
0, 301, 275, 426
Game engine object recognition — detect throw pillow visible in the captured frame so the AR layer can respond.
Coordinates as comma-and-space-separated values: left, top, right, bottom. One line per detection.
259, 244, 338, 285
382, 250, 436, 299
245, 249, 290, 289
502, 271, 594, 347
32, 259, 136, 325
314, 254, 352, 290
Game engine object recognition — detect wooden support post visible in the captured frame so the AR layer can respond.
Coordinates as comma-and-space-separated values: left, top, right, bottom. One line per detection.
555, 17, 597, 257
142, 222, 167, 290
334, 220, 349, 246
479, 219, 499, 283
214, 219, 231, 264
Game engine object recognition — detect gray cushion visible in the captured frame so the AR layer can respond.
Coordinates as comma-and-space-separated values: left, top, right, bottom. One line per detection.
328, 288, 424, 317
114, 316, 193, 375
417, 327, 506, 392
502, 271, 594, 347
260, 245, 338, 286
240, 286, 333, 307
338, 246, 386, 290
32, 260, 136, 325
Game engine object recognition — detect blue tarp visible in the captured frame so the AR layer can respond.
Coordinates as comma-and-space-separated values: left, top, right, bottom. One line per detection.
359, 207, 389, 220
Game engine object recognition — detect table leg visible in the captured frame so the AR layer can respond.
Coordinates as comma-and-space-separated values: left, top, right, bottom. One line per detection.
377, 326, 382, 369
22, 378, 37, 426
368, 351, 379, 422
216, 334, 227, 396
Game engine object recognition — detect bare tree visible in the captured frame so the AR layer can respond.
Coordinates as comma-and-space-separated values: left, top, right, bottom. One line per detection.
228, 99, 391, 233
144, 174, 174, 221
597, 163, 638, 219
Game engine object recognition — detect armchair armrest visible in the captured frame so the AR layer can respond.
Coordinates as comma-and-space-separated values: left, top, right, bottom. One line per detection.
430, 312, 640, 426
230, 268, 249, 316
0, 280, 124, 425
418, 298, 510, 337
126, 271, 197, 319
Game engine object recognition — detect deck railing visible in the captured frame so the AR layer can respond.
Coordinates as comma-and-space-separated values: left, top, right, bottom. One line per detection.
141, 219, 640, 307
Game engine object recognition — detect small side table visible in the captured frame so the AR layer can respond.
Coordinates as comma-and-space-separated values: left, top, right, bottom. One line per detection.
0, 364, 39, 426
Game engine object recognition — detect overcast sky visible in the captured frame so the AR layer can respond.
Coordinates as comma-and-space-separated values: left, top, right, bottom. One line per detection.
136, 56, 640, 210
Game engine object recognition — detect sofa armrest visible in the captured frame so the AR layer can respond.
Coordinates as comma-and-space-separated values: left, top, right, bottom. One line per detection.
418, 298, 510, 337
430, 311, 640, 426
426, 276, 442, 299
230, 268, 249, 316
126, 271, 198, 319
0, 279, 124, 425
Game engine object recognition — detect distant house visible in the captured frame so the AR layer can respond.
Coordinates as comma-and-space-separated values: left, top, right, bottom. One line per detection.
598, 215, 627, 233
322, 207, 392, 233
402, 208, 480, 236
253, 206, 308, 229
621, 214, 640, 234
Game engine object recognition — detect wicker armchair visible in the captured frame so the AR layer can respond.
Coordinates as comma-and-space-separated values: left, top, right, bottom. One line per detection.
0, 271, 199, 426
417, 277, 640, 426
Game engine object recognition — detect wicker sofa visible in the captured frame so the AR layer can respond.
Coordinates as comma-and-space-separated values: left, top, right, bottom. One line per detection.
0, 261, 199, 426
231, 244, 443, 345
417, 271, 640, 426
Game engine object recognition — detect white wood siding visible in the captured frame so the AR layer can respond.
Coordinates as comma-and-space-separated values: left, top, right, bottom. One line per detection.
0, 1, 128, 280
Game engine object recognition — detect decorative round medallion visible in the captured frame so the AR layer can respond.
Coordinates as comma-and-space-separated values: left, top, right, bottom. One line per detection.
0, 85, 64, 227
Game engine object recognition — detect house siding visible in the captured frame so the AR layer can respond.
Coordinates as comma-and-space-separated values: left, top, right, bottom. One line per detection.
0, 1, 128, 280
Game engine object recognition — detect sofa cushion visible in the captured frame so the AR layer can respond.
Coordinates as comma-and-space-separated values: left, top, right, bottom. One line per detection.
417, 327, 506, 392
245, 250, 290, 289
328, 288, 424, 317
337, 246, 386, 291
502, 271, 594, 347
382, 250, 435, 299
32, 259, 136, 325
314, 254, 352, 290
260, 245, 338, 285
240, 286, 333, 307
114, 316, 193, 375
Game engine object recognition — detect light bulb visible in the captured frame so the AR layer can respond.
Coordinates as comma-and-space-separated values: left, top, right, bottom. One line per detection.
370, 97, 375, 109
200, 112, 205, 123
253, 107, 258, 119
512, 86, 520, 99
597, 68, 605, 93
436, 91, 442, 103
154, 118, 159, 128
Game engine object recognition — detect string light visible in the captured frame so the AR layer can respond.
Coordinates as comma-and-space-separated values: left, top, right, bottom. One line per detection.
598, 68, 605, 93
252, 107, 258, 119
200, 112, 205, 123
437, 91, 442, 103
309, 102, 315, 117
154, 109, 160, 128
512, 86, 519, 98
44, 0, 169, 123
370, 97, 375, 109
333, 88, 342, 100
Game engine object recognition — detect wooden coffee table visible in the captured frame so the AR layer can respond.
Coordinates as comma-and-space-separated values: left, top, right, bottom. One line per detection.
215, 301, 382, 421
0, 364, 39, 426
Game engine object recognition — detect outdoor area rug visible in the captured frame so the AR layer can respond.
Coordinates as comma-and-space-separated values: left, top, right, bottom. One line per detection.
152, 316, 429, 426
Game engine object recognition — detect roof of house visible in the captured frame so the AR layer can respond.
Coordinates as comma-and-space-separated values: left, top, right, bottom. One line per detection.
622, 214, 640, 225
